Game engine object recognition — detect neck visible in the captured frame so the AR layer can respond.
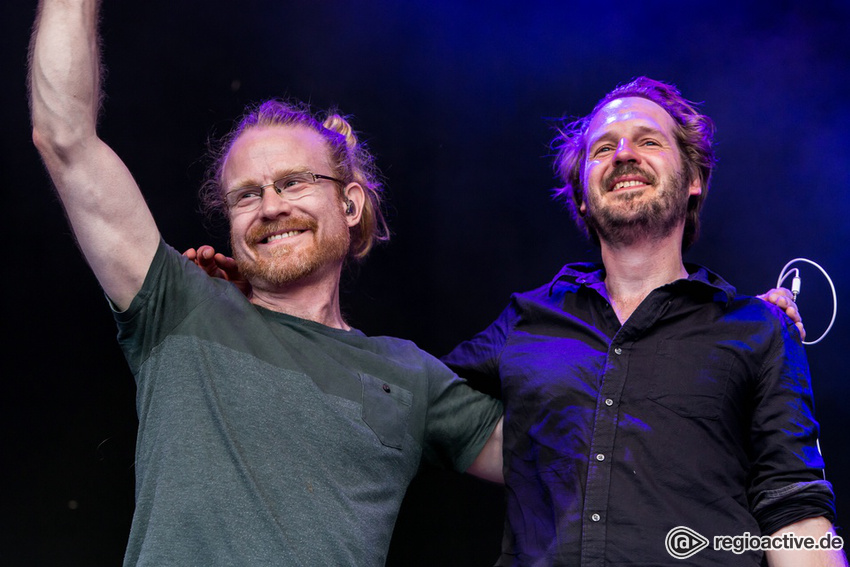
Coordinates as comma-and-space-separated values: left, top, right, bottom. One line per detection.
249, 263, 350, 330
600, 229, 688, 324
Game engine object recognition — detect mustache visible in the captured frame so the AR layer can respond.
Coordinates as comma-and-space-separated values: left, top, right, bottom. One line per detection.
245, 216, 319, 243
603, 164, 657, 189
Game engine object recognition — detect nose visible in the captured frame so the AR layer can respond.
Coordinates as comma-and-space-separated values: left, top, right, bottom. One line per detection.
613, 138, 641, 165
258, 184, 292, 219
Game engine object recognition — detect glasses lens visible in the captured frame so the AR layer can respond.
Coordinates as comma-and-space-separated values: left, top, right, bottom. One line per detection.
226, 186, 262, 209
274, 173, 316, 200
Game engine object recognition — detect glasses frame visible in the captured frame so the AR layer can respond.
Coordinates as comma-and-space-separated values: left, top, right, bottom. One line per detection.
224, 171, 344, 211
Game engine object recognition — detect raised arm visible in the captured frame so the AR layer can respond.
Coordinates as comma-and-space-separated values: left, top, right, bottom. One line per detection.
29, 0, 159, 311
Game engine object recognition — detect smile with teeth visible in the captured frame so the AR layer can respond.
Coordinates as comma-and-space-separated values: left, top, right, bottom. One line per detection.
612, 179, 649, 191
265, 230, 305, 243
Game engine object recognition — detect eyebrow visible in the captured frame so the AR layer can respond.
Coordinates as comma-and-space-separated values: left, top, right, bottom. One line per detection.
226, 167, 311, 190
587, 124, 669, 151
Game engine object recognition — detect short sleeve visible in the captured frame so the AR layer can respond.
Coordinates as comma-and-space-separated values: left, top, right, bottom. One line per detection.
420, 353, 503, 472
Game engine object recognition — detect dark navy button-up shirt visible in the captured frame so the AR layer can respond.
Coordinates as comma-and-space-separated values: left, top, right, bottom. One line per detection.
443, 263, 835, 566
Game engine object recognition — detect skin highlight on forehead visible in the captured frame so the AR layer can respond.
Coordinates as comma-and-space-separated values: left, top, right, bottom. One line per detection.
586, 97, 678, 151
221, 125, 335, 193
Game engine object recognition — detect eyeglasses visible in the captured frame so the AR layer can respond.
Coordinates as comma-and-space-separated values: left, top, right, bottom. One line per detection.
224, 171, 344, 211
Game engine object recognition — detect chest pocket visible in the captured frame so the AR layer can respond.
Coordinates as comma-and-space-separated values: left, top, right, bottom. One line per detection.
360, 372, 413, 449
646, 339, 735, 420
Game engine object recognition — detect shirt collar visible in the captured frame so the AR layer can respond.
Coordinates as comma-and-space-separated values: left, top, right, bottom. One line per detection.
548, 262, 737, 304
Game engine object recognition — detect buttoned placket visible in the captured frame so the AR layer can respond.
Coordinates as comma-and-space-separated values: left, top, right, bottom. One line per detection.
578, 288, 674, 567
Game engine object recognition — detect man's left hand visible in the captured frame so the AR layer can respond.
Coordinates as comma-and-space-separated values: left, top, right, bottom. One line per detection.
758, 288, 806, 341
184, 245, 252, 298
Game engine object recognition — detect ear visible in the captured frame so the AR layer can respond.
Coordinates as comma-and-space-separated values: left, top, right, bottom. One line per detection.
576, 170, 588, 216
687, 166, 702, 197
688, 178, 702, 197
342, 182, 366, 227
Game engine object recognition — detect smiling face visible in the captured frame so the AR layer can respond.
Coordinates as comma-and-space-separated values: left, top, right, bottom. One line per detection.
222, 125, 354, 290
581, 96, 702, 247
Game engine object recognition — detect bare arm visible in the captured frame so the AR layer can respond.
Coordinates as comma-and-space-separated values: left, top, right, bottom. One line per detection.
766, 517, 848, 567
465, 417, 503, 484
30, 0, 159, 311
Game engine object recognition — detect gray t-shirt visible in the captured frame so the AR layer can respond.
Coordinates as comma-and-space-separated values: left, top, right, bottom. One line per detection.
114, 241, 503, 566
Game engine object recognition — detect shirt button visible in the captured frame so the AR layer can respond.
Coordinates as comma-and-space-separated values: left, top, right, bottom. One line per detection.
596, 453, 605, 462
605, 398, 614, 406
614, 347, 622, 355
591, 513, 601, 522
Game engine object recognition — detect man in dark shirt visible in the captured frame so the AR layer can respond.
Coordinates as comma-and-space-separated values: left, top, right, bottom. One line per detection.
185, 77, 836, 564
443, 77, 845, 566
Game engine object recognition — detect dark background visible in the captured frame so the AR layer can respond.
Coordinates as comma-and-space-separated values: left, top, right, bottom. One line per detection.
2, 1, 848, 565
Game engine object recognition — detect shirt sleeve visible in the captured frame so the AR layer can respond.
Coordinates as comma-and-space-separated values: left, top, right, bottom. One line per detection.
748, 313, 837, 534
113, 240, 236, 374
419, 352, 503, 473
440, 302, 516, 400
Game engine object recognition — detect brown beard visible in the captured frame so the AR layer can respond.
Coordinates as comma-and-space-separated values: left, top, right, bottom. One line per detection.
584, 167, 691, 247
232, 213, 350, 288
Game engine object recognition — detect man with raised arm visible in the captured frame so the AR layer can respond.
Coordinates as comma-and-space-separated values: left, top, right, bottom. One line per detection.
185, 76, 839, 566
29, 1, 502, 565
442, 78, 845, 566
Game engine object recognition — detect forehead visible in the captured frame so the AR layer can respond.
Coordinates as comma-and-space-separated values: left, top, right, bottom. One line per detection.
585, 96, 678, 146
222, 125, 331, 185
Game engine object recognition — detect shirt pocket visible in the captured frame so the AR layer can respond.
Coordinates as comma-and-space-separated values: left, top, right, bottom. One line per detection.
360, 372, 413, 449
646, 339, 734, 420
